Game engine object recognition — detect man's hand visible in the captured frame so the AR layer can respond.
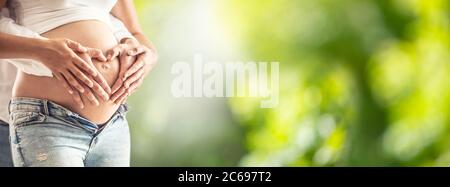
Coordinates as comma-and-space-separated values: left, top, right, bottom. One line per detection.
37, 38, 110, 98
105, 38, 157, 104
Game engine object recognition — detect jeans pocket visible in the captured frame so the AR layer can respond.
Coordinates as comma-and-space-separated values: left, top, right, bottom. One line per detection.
10, 111, 46, 128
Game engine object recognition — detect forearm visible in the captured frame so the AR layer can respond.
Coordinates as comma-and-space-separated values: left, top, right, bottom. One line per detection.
108, 0, 158, 102
131, 32, 157, 75
0, 7, 47, 61
111, 0, 157, 74
0, 33, 46, 60
110, 14, 134, 42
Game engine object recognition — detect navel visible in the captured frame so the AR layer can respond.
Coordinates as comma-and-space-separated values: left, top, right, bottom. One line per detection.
101, 63, 111, 70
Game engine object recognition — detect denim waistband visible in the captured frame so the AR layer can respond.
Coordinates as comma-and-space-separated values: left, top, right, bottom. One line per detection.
0, 119, 7, 126
9, 97, 128, 131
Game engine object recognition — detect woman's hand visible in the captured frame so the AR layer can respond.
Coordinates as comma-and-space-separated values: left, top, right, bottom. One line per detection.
106, 38, 158, 104
67, 51, 113, 109
37, 38, 109, 93
1, 32, 112, 108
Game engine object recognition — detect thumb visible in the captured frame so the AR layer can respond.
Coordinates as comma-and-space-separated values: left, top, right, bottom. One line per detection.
105, 47, 121, 61
87, 48, 107, 62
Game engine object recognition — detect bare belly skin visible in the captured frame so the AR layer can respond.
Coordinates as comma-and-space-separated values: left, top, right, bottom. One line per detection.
13, 20, 121, 124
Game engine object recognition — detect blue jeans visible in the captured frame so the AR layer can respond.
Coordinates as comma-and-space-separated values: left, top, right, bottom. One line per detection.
0, 120, 13, 167
9, 97, 130, 167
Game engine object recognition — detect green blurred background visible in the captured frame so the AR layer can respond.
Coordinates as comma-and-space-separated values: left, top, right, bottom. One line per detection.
127, 0, 450, 166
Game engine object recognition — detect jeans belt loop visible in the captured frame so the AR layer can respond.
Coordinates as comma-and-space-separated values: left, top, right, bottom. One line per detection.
8, 99, 12, 115
120, 104, 129, 116
43, 100, 50, 116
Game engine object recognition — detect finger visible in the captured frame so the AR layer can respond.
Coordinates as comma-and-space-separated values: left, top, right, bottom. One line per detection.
124, 67, 144, 89
87, 48, 107, 62
68, 65, 94, 88
90, 77, 110, 101
110, 77, 123, 95
54, 73, 74, 94
115, 92, 129, 105
111, 87, 126, 102
79, 50, 111, 95
124, 57, 145, 79
128, 77, 144, 95
93, 72, 112, 94
62, 71, 85, 93
127, 46, 146, 56
81, 85, 100, 106
71, 53, 98, 77
120, 97, 128, 105
106, 46, 123, 61
65, 39, 87, 53
71, 90, 85, 109
110, 54, 131, 94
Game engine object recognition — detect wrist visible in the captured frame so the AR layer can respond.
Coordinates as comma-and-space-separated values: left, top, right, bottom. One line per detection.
27, 38, 52, 61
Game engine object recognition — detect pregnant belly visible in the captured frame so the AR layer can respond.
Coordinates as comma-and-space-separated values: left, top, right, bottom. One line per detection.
13, 20, 121, 124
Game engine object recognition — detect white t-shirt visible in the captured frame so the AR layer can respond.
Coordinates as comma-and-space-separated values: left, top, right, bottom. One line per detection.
0, 8, 134, 123
0, 63, 16, 123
